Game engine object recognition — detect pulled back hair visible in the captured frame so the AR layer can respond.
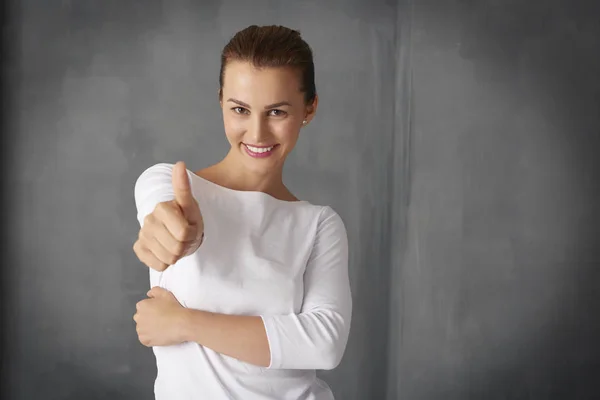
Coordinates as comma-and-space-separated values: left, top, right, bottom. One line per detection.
218, 25, 317, 105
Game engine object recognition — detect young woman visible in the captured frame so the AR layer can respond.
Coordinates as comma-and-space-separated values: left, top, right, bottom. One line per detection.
132, 25, 352, 400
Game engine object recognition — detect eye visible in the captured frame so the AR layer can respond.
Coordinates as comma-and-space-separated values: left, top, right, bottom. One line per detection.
232, 107, 248, 115
269, 109, 287, 117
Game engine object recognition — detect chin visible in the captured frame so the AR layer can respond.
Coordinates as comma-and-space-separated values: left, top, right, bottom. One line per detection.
241, 161, 279, 177
239, 146, 285, 174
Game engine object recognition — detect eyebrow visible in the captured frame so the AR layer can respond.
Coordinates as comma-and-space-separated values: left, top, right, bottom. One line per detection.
227, 98, 292, 109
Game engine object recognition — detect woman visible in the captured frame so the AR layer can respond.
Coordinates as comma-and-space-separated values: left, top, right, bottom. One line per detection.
132, 25, 352, 400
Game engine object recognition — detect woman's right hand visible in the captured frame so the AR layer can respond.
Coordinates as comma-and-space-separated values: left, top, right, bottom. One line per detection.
133, 161, 204, 272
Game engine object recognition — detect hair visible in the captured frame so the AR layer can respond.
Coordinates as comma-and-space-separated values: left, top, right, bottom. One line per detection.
219, 25, 316, 105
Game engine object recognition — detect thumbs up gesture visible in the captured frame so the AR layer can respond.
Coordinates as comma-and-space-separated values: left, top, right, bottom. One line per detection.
133, 161, 204, 272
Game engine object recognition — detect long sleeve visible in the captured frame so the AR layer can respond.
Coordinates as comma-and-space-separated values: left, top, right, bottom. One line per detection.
260, 206, 353, 370
134, 163, 177, 227
133, 163, 183, 288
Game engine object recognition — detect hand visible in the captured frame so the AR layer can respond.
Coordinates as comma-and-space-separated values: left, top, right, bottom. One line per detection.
133, 161, 204, 271
133, 286, 188, 347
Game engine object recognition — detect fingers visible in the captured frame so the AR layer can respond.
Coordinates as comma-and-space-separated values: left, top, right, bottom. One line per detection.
133, 240, 168, 272
172, 161, 203, 225
146, 235, 178, 266
147, 286, 168, 298
153, 202, 198, 242
138, 221, 177, 265
139, 211, 197, 263
150, 218, 187, 256
133, 164, 203, 272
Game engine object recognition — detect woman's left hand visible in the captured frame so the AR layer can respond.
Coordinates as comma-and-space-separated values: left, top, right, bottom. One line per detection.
134, 286, 188, 347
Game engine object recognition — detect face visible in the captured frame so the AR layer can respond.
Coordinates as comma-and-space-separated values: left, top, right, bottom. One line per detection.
219, 61, 317, 176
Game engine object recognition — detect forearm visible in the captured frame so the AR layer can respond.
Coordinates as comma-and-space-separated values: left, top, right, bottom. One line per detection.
179, 309, 271, 367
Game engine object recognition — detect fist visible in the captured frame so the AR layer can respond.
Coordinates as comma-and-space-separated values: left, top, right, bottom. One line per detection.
134, 286, 187, 347
133, 161, 204, 271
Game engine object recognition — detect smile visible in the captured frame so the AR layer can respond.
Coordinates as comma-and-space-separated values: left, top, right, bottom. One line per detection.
243, 143, 279, 158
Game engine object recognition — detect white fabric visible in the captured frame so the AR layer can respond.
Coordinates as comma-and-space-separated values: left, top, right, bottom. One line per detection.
133, 163, 352, 400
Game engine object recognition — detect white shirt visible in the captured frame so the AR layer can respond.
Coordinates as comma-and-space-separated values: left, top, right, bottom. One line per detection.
133, 163, 352, 400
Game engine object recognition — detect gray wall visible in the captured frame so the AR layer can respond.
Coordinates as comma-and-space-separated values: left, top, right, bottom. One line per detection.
3, 0, 600, 399
5, 1, 396, 399
389, 0, 600, 398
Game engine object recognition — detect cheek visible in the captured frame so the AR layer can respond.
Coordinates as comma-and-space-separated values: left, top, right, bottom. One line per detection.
271, 120, 300, 143
223, 115, 244, 139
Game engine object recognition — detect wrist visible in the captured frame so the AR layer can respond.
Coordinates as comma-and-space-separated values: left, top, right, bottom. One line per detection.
177, 308, 194, 343
177, 308, 210, 343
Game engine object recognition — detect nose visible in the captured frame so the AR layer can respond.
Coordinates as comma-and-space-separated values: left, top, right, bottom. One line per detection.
248, 115, 270, 144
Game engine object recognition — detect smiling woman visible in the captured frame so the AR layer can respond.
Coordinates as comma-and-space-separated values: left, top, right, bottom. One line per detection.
215, 26, 318, 190
221, 61, 311, 173
132, 25, 352, 400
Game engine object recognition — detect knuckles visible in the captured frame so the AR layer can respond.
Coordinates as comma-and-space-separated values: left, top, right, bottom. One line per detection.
135, 201, 201, 271
143, 212, 155, 227
174, 223, 194, 242
171, 241, 187, 258
155, 263, 169, 272
136, 300, 144, 311
167, 254, 179, 266
149, 259, 168, 272
137, 334, 151, 347
154, 201, 170, 214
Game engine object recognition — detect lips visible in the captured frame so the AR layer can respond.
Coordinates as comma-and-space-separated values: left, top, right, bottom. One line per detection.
243, 143, 279, 158
245, 144, 275, 153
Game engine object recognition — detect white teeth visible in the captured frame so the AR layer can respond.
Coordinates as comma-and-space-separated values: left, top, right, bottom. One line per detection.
246, 144, 274, 153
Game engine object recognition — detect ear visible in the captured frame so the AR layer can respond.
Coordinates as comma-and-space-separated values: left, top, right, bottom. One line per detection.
303, 94, 319, 125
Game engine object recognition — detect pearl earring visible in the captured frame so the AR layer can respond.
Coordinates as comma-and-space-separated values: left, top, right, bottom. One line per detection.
302, 120, 307, 125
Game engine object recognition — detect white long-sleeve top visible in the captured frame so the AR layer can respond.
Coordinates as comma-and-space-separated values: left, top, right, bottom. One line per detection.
133, 163, 352, 400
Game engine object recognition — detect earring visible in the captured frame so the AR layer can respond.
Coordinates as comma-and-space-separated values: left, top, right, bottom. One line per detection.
302, 120, 307, 125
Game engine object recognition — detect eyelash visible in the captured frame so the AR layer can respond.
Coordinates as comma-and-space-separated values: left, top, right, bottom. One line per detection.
231, 107, 287, 117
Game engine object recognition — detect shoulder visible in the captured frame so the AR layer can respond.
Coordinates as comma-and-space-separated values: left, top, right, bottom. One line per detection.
314, 205, 348, 244
135, 162, 175, 184
133, 163, 180, 223
134, 162, 199, 194
293, 203, 346, 232
134, 163, 173, 197
302, 205, 349, 265
317, 205, 345, 225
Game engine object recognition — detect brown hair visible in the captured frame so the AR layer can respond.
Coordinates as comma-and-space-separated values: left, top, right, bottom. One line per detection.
219, 25, 316, 104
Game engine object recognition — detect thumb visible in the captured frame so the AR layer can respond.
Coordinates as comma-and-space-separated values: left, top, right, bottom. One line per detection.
172, 161, 202, 224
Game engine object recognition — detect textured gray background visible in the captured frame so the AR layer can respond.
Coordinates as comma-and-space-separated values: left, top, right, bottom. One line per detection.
3, 0, 600, 399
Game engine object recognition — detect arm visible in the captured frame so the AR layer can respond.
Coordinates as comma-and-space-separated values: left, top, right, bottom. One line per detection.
179, 311, 271, 367
133, 162, 204, 274
134, 163, 179, 226
178, 206, 353, 370
260, 207, 352, 370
